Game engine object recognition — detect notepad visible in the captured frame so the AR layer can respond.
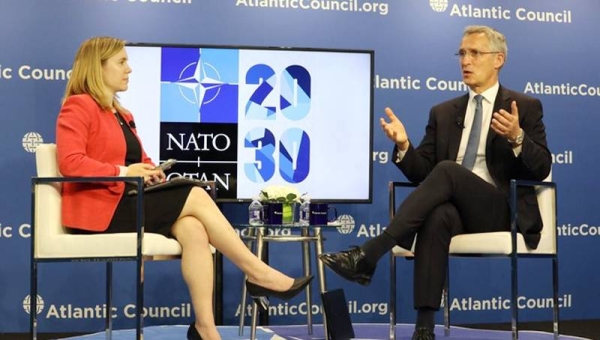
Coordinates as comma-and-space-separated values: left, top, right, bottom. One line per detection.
127, 177, 211, 196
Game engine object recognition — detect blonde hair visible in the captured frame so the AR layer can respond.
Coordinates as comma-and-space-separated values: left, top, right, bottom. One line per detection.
63, 36, 126, 112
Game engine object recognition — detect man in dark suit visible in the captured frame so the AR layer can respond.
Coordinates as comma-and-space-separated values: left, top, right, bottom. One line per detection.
319, 25, 551, 340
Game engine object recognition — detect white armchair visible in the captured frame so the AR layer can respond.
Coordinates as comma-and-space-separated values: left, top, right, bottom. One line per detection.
30, 143, 220, 339
388, 175, 558, 340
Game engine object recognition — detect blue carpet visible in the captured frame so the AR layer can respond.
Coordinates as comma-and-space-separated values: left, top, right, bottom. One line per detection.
58, 323, 591, 340
270, 324, 590, 340
58, 325, 284, 340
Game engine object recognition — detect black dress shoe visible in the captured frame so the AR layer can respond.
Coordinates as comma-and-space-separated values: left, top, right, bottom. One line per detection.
246, 276, 314, 311
318, 246, 375, 286
412, 327, 435, 340
187, 322, 202, 340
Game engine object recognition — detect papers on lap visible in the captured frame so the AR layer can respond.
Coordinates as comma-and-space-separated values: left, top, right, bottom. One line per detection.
127, 177, 211, 196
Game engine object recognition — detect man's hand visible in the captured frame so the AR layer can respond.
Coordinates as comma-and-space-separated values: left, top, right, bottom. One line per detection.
491, 100, 521, 142
380, 107, 410, 151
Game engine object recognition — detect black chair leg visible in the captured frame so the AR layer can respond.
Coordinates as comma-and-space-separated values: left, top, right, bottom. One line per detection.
30, 261, 38, 340
106, 262, 113, 338
389, 253, 397, 340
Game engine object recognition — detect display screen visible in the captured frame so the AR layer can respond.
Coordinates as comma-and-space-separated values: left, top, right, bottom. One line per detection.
120, 43, 373, 202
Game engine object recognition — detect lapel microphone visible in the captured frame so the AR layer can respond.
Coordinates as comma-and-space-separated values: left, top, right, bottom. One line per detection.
456, 116, 465, 129
128, 120, 136, 128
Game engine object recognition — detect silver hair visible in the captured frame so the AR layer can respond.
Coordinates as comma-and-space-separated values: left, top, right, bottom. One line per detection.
463, 25, 508, 60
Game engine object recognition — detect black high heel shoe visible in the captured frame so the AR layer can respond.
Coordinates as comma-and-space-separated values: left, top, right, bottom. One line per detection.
187, 322, 202, 340
246, 276, 314, 311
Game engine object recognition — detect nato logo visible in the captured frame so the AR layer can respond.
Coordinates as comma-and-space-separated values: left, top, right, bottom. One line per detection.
336, 214, 355, 235
22, 132, 43, 153
176, 60, 222, 106
23, 294, 45, 315
430, 0, 449, 12
160, 47, 238, 124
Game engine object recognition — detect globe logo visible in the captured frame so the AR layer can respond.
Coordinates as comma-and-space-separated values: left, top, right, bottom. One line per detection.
336, 214, 355, 234
430, 0, 448, 12
22, 132, 43, 153
23, 294, 45, 315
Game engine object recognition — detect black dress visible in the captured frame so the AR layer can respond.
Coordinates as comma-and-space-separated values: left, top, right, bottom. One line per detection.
72, 112, 195, 238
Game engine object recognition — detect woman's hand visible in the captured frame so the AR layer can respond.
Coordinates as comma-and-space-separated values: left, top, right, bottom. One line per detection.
146, 171, 166, 186
126, 163, 163, 184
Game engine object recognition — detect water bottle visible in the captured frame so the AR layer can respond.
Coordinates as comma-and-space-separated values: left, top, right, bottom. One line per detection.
299, 196, 311, 226
248, 197, 264, 226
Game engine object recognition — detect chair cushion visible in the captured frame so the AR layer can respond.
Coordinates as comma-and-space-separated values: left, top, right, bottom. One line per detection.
36, 232, 183, 258
449, 232, 526, 254
391, 231, 555, 256
450, 231, 554, 255
391, 245, 414, 256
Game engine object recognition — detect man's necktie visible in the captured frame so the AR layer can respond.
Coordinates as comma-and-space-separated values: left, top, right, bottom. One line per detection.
462, 94, 483, 170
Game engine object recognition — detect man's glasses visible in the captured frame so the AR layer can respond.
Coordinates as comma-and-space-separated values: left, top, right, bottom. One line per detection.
455, 49, 500, 60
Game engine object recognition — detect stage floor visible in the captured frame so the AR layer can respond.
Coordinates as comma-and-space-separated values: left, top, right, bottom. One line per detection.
58, 323, 591, 340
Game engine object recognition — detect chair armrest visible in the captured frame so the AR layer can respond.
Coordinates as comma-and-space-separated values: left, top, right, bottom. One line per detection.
510, 179, 556, 190
32, 175, 144, 186
509, 179, 557, 253
32, 176, 146, 254
509, 179, 557, 225
387, 178, 557, 255
388, 181, 419, 189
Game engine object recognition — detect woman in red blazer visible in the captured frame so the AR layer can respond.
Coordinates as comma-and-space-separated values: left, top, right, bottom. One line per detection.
56, 37, 311, 340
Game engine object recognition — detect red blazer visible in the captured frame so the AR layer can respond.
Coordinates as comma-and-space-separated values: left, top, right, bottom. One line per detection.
56, 94, 154, 231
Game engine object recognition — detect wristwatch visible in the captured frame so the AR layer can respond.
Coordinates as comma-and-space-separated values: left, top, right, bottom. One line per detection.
509, 128, 524, 146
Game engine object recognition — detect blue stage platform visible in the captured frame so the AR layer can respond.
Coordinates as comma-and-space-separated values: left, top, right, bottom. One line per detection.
58, 323, 591, 340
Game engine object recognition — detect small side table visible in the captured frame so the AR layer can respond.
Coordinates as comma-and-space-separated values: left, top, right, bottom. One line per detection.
236, 223, 338, 340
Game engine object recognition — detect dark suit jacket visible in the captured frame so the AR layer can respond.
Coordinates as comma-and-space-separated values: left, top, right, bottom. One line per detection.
394, 85, 552, 249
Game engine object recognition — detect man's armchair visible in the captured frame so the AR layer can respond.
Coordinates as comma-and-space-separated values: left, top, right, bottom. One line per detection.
388, 175, 558, 340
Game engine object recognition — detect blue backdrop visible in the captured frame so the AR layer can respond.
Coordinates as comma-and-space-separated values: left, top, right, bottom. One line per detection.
1, 0, 599, 333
